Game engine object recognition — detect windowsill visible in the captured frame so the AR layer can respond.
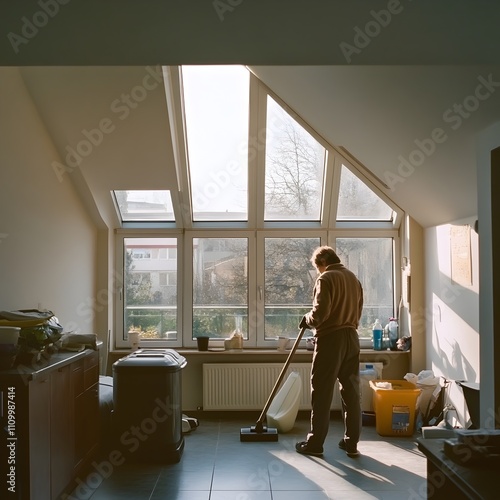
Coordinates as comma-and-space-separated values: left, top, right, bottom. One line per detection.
110, 348, 410, 355
110, 348, 314, 355
177, 348, 312, 355
360, 349, 410, 354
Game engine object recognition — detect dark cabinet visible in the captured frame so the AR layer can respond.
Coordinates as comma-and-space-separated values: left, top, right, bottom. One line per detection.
27, 375, 51, 500
73, 349, 99, 476
51, 364, 74, 499
0, 348, 100, 500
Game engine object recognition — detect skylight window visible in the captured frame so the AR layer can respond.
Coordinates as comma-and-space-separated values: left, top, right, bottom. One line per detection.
337, 165, 393, 221
114, 190, 174, 222
264, 96, 326, 221
182, 65, 249, 221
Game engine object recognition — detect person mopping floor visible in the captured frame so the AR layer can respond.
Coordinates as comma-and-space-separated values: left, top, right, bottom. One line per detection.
295, 246, 364, 458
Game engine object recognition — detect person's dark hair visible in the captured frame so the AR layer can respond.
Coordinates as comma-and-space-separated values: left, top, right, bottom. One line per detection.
311, 246, 341, 268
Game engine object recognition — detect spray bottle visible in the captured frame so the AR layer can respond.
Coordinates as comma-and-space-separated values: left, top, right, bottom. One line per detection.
372, 319, 383, 351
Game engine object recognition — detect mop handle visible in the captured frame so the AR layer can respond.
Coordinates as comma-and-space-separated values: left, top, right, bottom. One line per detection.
256, 326, 308, 427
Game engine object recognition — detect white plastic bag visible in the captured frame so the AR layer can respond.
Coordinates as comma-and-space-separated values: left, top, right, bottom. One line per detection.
404, 373, 418, 385
405, 370, 442, 422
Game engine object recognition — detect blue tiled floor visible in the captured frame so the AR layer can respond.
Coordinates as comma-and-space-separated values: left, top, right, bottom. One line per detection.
68, 414, 428, 499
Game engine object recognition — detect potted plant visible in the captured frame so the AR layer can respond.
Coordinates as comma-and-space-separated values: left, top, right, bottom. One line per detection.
193, 333, 210, 351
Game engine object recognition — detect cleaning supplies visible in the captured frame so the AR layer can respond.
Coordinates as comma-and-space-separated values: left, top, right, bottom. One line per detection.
388, 317, 399, 350
266, 371, 302, 433
372, 319, 383, 351
240, 326, 308, 442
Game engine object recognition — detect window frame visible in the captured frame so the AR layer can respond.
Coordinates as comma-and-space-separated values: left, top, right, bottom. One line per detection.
256, 230, 327, 347
263, 94, 327, 223
330, 228, 401, 337
111, 66, 405, 351
183, 230, 256, 348
181, 65, 251, 223
112, 190, 176, 224
114, 228, 400, 349
114, 230, 183, 349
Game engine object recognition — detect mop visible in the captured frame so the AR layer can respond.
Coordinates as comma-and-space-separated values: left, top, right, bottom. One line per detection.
240, 326, 308, 442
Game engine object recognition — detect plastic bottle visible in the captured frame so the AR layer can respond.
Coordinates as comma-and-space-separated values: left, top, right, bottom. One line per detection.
372, 319, 383, 351
382, 323, 390, 350
359, 363, 378, 413
388, 317, 398, 350
360, 363, 377, 380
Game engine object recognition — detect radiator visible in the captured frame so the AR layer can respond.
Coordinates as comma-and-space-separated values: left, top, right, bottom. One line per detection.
202, 362, 382, 411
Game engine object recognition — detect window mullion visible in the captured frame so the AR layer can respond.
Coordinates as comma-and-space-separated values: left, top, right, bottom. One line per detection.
254, 81, 267, 228
255, 232, 266, 347
247, 232, 258, 347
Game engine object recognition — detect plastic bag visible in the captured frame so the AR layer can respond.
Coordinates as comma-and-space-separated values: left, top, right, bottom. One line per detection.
405, 370, 442, 425
0, 309, 54, 327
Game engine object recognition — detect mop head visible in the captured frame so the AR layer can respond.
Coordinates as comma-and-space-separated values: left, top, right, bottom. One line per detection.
240, 425, 278, 442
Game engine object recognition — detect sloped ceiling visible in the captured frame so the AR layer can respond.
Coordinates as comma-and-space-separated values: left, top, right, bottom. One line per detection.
3, 1, 500, 229
251, 65, 500, 227
17, 64, 500, 228
20, 66, 176, 227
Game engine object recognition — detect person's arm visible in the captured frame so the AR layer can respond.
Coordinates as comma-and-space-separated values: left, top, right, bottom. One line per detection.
304, 277, 332, 328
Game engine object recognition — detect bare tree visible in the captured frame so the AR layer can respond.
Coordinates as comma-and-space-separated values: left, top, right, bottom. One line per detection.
265, 237, 318, 305
265, 115, 323, 218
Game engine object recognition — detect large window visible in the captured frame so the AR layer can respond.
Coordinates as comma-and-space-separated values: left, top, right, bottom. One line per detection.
117, 233, 397, 347
114, 66, 403, 349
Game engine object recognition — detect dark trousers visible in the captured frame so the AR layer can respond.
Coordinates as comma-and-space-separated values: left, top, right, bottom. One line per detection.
307, 328, 361, 448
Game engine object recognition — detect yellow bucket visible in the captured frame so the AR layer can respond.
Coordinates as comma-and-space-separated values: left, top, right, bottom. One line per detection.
369, 380, 422, 437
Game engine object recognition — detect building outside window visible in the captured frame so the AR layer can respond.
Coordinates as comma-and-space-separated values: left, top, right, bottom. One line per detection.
118, 237, 179, 347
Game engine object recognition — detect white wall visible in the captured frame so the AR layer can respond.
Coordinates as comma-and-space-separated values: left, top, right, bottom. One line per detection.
476, 120, 500, 428
425, 216, 480, 427
0, 68, 97, 333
